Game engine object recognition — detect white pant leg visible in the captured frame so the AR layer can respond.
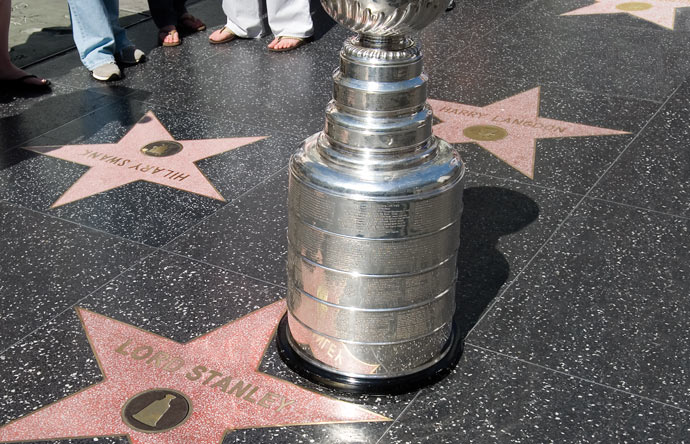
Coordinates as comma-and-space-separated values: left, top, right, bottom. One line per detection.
266, 0, 313, 38
222, 0, 266, 38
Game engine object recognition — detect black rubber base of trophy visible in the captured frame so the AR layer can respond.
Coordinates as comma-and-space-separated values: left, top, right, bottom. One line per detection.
276, 314, 463, 395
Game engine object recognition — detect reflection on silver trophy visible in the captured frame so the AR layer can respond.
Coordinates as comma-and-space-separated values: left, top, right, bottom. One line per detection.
278, 0, 466, 393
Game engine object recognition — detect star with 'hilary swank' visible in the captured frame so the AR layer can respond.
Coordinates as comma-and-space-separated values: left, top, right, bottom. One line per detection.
0, 300, 388, 444
562, 0, 690, 30
429, 87, 629, 178
24, 111, 267, 208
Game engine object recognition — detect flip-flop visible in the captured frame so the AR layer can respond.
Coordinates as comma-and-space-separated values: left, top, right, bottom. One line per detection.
209, 26, 236, 44
0, 74, 51, 90
178, 14, 206, 32
268, 36, 309, 52
159, 28, 181, 47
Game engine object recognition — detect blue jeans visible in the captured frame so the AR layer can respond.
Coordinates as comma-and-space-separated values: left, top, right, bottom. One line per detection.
67, 0, 132, 70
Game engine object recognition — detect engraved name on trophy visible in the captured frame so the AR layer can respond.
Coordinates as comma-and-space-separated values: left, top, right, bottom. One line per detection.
277, 0, 466, 393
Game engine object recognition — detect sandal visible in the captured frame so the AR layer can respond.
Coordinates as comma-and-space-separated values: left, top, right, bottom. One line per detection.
159, 27, 181, 47
268, 36, 309, 52
0, 74, 51, 91
178, 13, 206, 32
209, 26, 236, 44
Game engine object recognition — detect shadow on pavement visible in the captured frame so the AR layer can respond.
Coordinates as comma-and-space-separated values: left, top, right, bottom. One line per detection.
11, 14, 150, 69
454, 186, 540, 340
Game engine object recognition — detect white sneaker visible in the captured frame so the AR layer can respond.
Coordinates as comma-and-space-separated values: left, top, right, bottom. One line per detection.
117, 46, 146, 65
91, 62, 121, 81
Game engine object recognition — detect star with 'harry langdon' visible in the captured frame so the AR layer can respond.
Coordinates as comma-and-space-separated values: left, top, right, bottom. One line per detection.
562, 0, 690, 30
429, 87, 629, 178
0, 300, 388, 444
24, 111, 267, 208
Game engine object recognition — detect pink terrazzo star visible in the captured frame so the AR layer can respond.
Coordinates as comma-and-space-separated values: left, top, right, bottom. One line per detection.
429, 88, 629, 178
562, 0, 690, 30
0, 301, 388, 443
25, 111, 267, 208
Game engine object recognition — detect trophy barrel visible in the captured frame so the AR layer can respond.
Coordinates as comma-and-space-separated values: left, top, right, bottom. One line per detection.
277, 33, 465, 394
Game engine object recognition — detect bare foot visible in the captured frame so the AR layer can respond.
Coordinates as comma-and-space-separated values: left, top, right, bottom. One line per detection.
209, 26, 236, 44
0, 64, 49, 86
159, 26, 181, 46
267, 36, 305, 51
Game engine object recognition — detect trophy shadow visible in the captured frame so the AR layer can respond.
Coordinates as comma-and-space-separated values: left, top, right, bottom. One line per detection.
453, 186, 540, 342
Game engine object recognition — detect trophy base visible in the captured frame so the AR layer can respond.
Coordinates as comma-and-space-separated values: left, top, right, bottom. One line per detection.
276, 314, 463, 395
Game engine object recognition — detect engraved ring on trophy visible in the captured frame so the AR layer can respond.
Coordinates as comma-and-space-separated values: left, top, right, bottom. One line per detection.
277, 0, 466, 394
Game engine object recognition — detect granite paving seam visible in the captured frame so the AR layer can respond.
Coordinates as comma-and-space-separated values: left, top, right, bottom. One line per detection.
431, 67, 669, 106
130, 94, 313, 140
570, 79, 681, 199
373, 390, 423, 444
115, 45, 227, 101
431, 0, 690, 104
463, 81, 678, 339
430, 0, 543, 74
4, 91, 119, 152
586, 195, 690, 220
0, 249, 159, 358
0, 167, 293, 303
162, 248, 291, 290
466, 343, 690, 414
468, 170, 589, 197
550, 0, 690, 35
159, 165, 290, 251
17, 12, 152, 71
0, 199, 154, 252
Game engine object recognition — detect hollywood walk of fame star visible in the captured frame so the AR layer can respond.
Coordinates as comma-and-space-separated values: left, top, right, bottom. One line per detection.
429, 87, 629, 178
0, 301, 388, 443
562, 0, 690, 30
25, 111, 268, 208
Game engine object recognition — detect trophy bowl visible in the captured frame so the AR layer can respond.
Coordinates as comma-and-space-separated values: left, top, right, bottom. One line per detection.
321, 0, 449, 36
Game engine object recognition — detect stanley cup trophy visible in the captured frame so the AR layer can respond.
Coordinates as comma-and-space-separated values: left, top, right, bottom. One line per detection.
276, 0, 466, 394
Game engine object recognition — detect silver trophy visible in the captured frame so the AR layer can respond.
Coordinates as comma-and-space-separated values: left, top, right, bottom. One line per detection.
277, 0, 466, 393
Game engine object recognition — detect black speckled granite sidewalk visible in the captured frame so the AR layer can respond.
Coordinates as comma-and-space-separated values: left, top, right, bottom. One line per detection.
1, 0, 688, 443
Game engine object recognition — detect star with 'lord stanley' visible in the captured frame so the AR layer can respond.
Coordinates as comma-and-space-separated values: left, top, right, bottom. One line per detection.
562, 0, 690, 30
24, 111, 267, 208
429, 87, 629, 178
0, 300, 388, 443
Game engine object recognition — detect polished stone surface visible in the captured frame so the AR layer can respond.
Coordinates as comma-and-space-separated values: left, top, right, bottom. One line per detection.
441, 0, 690, 101
380, 345, 690, 444
1, 0, 689, 442
468, 198, 690, 410
590, 78, 690, 217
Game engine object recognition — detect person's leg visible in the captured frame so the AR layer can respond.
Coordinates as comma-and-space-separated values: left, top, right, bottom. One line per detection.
145, 0, 198, 27
0, 0, 48, 85
99, 0, 145, 62
148, 0, 177, 28
67, 0, 117, 70
147, 0, 179, 46
172, 0, 187, 18
266, 0, 313, 50
175, 0, 205, 34
103, 0, 134, 52
211, 0, 264, 40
